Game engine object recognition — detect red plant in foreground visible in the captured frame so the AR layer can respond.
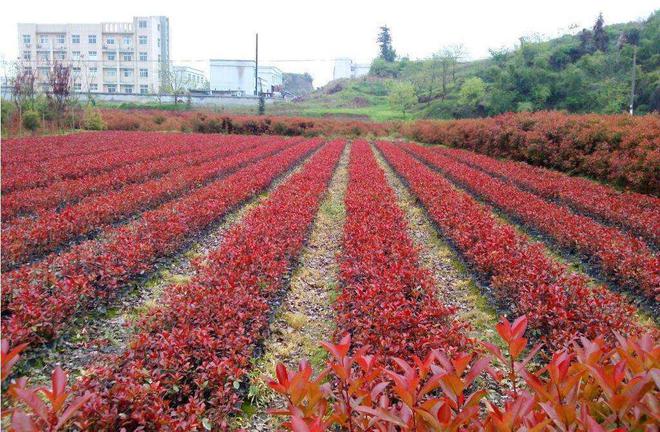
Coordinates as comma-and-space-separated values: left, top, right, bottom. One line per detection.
268, 316, 659, 431
1, 340, 89, 432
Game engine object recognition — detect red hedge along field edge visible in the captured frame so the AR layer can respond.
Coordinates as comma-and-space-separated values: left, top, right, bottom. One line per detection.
74, 140, 345, 431
72, 110, 660, 195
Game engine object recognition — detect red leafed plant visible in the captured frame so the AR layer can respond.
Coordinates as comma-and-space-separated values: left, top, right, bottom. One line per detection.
267, 316, 659, 431
1, 340, 90, 432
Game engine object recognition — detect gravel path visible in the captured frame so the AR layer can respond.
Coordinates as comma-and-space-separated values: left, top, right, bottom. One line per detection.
237, 143, 350, 431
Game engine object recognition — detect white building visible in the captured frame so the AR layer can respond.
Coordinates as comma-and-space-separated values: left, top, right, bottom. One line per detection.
209, 59, 282, 96
172, 65, 207, 91
332, 58, 370, 81
17, 16, 170, 94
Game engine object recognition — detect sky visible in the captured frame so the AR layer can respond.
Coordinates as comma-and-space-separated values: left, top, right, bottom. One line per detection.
1, 0, 657, 87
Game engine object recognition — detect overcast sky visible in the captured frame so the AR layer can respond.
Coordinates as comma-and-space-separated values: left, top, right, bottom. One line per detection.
1, 0, 656, 86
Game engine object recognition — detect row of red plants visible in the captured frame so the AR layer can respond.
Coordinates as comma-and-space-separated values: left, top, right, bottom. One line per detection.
404, 144, 659, 301
269, 315, 659, 431
437, 145, 660, 248
1, 134, 254, 221
73, 140, 345, 430
1, 136, 283, 270
376, 141, 642, 350
1, 138, 319, 349
403, 112, 660, 195
85, 110, 659, 194
337, 140, 469, 360
1, 130, 166, 164
2, 132, 210, 194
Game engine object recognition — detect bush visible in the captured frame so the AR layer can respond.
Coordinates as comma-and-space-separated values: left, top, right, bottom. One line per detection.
82, 107, 106, 130
21, 110, 40, 132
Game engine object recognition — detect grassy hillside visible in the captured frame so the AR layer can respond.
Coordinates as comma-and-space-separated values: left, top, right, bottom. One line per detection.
271, 11, 659, 120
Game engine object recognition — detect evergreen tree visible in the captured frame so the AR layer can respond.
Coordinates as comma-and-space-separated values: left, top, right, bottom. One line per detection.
593, 13, 609, 51
377, 26, 397, 62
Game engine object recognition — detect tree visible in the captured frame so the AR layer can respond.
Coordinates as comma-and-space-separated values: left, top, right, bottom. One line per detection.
47, 62, 73, 122
388, 81, 416, 115
593, 13, 609, 51
458, 77, 486, 109
377, 26, 397, 62
410, 56, 441, 104
161, 64, 191, 104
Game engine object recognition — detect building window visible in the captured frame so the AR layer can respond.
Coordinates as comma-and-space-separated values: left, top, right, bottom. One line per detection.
157, 38, 160, 48
106, 84, 117, 93
105, 69, 116, 77
74, 83, 81, 91
56, 34, 65, 44
88, 34, 97, 44
139, 52, 147, 61
72, 34, 80, 43
89, 67, 98, 74
23, 51, 31, 60
73, 67, 81, 73
23, 34, 31, 44
106, 37, 115, 45
122, 85, 133, 94
107, 52, 116, 61
158, 54, 161, 62
39, 35, 48, 44
138, 36, 147, 45
139, 68, 148, 78
123, 53, 132, 61
88, 51, 97, 60
157, 24, 161, 31
72, 51, 80, 60
90, 83, 98, 91
139, 20, 147, 28
123, 36, 131, 45
140, 84, 149, 94
122, 68, 133, 78
54, 52, 65, 60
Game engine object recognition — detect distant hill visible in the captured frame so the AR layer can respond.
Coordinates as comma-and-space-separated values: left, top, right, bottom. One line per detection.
272, 11, 659, 120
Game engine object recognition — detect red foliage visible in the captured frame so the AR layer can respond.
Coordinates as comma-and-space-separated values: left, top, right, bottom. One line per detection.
2, 137, 319, 349
1, 133, 262, 221
268, 316, 659, 431
337, 140, 469, 359
403, 112, 660, 195
437, 145, 660, 248
376, 141, 642, 350
2, 340, 89, 432
74, 141, 345, 430
1, 135, 282, 269
404, 143, 659, 301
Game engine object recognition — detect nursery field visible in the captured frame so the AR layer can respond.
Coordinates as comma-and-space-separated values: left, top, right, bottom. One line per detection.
1, 130, 658, 431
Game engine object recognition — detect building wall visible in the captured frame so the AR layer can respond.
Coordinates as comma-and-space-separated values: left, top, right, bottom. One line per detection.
209, 60, 283, 96
173, 66, 208, 91
17, 16, 170, 95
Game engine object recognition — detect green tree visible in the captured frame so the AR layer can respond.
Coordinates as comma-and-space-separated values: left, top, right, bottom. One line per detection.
459, 77, 486, 107
388, 81, 416, 115
377, 26, 397, 62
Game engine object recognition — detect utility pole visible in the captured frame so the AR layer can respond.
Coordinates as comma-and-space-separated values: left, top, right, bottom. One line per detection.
629, 44, 636, 115
255, 33, 259, 96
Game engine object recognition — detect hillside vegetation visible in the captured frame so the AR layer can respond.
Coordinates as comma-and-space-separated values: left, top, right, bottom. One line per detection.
274, 11, 659, 120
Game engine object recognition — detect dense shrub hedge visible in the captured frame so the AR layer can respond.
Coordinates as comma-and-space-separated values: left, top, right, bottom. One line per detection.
96, 109, 659, 194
